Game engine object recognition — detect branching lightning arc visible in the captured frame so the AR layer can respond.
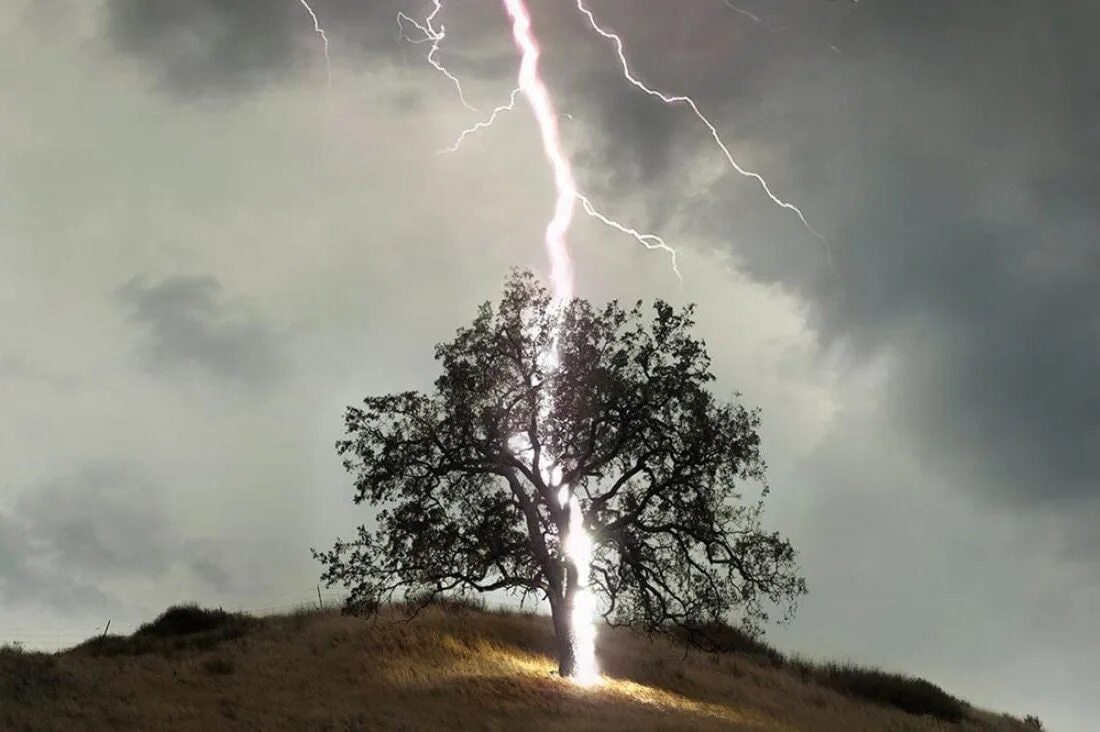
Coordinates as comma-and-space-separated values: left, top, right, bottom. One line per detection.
297, 0, 331, 89
408, 4, 681, 280
300, 0, 825, 310
499, 3, 599, 684
573, 0, 829, 264
397, 1, 478, 111
301, 0, 827, 688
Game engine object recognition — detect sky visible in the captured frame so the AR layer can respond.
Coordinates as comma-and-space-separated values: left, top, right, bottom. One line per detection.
1, 0, 1097, 728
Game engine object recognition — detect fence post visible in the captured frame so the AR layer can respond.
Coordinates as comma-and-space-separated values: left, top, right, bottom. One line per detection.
101, 620, 111, 639
317, 585, 324, 610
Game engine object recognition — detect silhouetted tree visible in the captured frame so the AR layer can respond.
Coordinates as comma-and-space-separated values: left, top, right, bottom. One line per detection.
315, 270, 806, 677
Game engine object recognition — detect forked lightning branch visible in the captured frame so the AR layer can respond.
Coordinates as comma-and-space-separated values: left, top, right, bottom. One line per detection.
296, 0, 825, 687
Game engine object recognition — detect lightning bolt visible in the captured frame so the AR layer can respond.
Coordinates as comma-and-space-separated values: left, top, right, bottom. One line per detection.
438, 87, 521, 155
436, 1, 829, 682
397, 1, 478, 111
439, 8, 683, 280
722, 2, 845, 53
722, 0, 788, 32
297, 0, 332, 90
284, 0, 829, 690
723, 1, 764, 24
574, 0, 830, 267
502, 0, 577, 301
578, 194, 680, 277
502, 0, 603, 687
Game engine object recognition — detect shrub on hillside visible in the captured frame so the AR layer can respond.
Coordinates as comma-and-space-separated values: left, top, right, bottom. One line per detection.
136, 605, 245, 637
675, 621, 785, 665
201, 656, 237, 676
71, 605, 260, 658
792, 661, 967, 722
402, 592, 487, 616
0, 644, 67, 705
675, 620, 968, 722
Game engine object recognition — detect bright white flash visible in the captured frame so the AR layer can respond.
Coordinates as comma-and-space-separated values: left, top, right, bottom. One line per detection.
292, 0, 826, 690
440, 4, 682, 280
398, 1, 478, 111
297, 0, 332, 89
502, 0, 577, 302
502, 0, 602, 685
559, 486, 600, 687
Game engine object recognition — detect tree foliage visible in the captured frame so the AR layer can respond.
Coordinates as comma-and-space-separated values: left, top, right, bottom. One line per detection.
315, 270, 806, 650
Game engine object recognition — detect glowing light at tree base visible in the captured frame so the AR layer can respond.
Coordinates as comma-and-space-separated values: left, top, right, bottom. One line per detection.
561, 486, 601, 686
501, 0, 601, 685
293, 0, 830, 693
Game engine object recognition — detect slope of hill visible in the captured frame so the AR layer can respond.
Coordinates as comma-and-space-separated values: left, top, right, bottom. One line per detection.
1, 603, 1040, 731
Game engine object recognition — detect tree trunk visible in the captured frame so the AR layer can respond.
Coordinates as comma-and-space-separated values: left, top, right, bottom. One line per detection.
550, 594, 577, 677
549, 563, 580, 677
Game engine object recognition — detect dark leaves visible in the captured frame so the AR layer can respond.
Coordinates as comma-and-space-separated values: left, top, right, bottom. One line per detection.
317, 269, 805, 637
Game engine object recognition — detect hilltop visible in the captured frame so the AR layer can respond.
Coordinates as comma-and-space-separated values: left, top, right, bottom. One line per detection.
1, 601, 1041, 731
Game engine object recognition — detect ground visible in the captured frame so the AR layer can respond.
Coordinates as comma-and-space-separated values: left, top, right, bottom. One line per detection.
1, 604, 1038, 731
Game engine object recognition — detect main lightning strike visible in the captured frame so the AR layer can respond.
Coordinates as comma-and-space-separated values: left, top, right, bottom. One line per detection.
501, 0, 601, 687
397, 1, 478, 111
502, 0, 577, 301
438, 14, 682, 279
573, 0, 831, 265
298, 0, 332, 89
288, 0, 825, 691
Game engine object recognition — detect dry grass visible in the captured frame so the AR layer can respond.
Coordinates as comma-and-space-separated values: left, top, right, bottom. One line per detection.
0, 607, 1037, 731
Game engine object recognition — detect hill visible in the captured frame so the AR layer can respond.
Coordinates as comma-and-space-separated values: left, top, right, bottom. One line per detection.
1, 602, 1042, 731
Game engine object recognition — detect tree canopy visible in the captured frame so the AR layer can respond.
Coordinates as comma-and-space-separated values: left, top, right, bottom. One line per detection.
315, 270, 806, 671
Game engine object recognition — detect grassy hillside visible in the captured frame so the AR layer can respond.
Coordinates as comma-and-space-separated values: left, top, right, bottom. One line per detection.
1, 602, 1042, 731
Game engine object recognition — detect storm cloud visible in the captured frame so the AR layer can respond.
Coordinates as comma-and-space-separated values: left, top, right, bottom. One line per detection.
695, 1, 1100, 513
3, 1, 1097, 728
120, 275, 284, 387
0, 464, 228, 616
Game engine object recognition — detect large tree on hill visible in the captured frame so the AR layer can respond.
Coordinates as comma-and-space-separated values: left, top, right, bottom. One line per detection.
315, 270, 806, 677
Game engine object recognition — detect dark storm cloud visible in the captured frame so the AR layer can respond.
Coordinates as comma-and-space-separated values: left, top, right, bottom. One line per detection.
568, 71, 687, 203
101, 0, 1100, 508
106, 0, 311, 94
103, 0, 510, 96
0, 465, 227, 613
119, 275, 283, 386
0, 354, 77, 390
775, 0, 1100, 509
562, 0, 1100, 511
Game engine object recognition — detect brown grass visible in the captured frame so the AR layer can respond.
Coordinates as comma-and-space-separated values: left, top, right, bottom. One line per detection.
0, 608, 1036, 731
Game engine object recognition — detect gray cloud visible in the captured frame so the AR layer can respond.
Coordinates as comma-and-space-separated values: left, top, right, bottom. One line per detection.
0, 465, 228, 615
119, 275, 283, 387
106, 0, 320, 94
0, 354, 78, 390
564, 1, 1100, 513
102, 0, 509, 97
5, 0, 1098, 727
776, 1, 1100, 510
768, 403, 1100, 730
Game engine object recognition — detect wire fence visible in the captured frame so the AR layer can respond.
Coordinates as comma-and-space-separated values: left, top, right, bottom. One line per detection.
1, 587, 351, 653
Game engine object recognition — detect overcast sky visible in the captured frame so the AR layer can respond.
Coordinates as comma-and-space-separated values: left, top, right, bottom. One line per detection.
2, 0, 1097, 728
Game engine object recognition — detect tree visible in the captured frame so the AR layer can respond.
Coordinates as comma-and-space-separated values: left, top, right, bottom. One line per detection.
314, 270, 806, 677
